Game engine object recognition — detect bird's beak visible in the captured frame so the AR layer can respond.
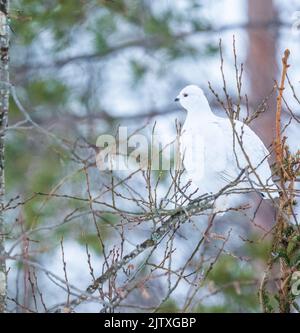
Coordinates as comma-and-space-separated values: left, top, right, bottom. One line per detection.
174, 96, 180, 102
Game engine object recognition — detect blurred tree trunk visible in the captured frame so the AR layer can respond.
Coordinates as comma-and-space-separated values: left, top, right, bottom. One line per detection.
246, 0, 278, 228
246, 0, 278, 146
0, 0, 9, 313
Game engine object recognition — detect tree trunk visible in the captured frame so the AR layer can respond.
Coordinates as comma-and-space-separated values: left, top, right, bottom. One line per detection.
246, 0, 278, 147
246, 0, 278, 230
0, 0, 9, 313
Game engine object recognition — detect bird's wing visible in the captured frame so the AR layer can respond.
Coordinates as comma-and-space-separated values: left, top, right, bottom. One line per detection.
215, 118, 274, 187
203, 121, 229, 173
181, 116, 274, 191
231, 119, 270, 168
180, 121, 229, 185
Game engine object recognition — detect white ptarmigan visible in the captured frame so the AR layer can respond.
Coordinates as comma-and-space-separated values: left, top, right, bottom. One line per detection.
175, 85, 278, 214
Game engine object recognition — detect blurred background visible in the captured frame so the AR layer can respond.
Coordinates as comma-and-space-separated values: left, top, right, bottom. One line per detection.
6, 0, 300, 312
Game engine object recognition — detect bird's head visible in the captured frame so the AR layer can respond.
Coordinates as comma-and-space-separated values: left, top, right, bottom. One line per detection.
174, 85, 205, 111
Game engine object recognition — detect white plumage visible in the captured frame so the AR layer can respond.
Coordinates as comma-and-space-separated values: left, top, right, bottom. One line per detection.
176, 85, 278, 214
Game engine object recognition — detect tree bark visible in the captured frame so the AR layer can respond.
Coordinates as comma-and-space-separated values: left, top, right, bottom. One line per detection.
246, 0, 278, 147
246, 0, 278, 230
0, 0, 9, 313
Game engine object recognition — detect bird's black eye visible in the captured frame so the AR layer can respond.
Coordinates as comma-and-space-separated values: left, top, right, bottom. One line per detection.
183, 93, 188, 97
